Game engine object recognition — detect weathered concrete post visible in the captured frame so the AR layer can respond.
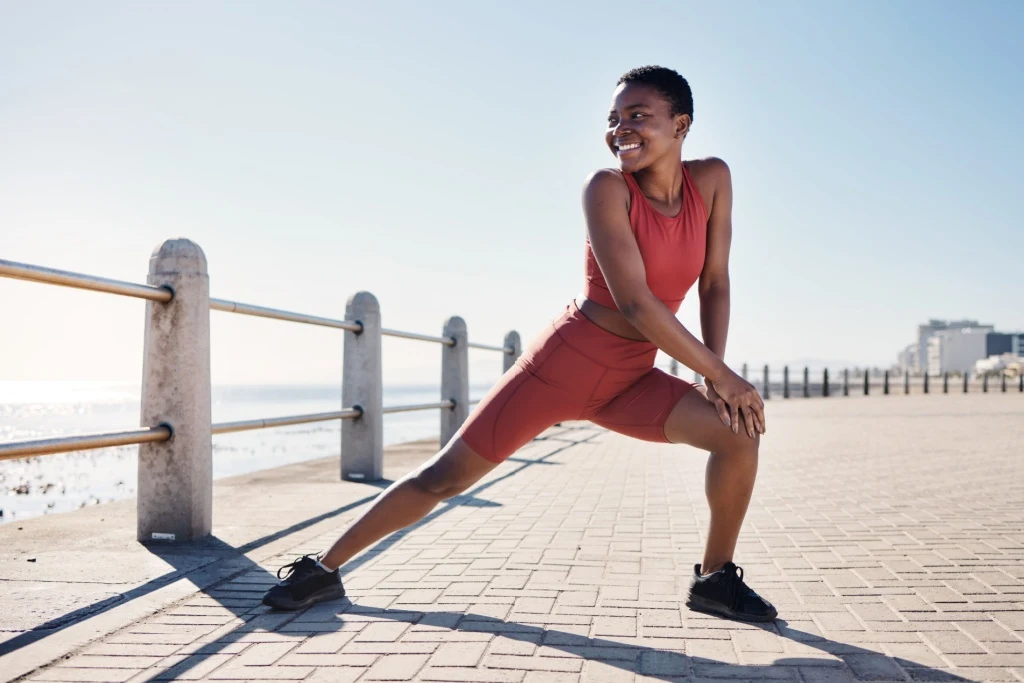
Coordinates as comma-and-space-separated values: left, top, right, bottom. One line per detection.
503, 331, 522, 374
823, 368, 830, 397
904, 371, 910, 395
802, 367, 809, 398
783, 366, 790, 399
441, 317, 469, 447
342, 292, 383, 481
843, 368, 849, 396
138, 239, 212, 543
669, 359, 679, 377
763, 364, 770, 400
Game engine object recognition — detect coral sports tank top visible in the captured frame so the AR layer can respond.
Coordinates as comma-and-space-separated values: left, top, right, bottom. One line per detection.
584, 162, 708, 315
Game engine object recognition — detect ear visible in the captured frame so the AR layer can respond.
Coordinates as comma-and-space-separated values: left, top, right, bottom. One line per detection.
675, 114, 691, 139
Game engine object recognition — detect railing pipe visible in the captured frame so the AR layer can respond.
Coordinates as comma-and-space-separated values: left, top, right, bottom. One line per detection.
0, 426, 171, 462
0, 258, 173, 302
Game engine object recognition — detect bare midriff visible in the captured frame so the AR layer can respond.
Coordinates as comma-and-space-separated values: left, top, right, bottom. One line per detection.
574, 295, 649, 342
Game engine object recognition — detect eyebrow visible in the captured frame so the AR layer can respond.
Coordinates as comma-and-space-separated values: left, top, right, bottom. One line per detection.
609, 103, 653, 114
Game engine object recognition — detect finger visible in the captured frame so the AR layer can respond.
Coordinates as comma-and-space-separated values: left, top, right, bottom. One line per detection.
742, 405, 756, 439
730, 404, 739, 434
751, 411, 763, 435
715, 399, 731, 428
754, 400, 767, 434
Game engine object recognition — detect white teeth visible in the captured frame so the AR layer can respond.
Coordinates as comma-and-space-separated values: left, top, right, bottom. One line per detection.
618, 143, 641, 151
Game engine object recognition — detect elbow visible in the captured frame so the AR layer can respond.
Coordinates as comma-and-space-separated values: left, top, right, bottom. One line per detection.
618, 297, 652, 325
699, 278, 730, 299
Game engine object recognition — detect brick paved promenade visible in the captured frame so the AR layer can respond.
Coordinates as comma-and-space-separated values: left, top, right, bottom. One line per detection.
5, 394, 1024, 682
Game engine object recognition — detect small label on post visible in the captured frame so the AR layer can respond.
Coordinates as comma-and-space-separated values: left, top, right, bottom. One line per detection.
348, 473, 365, 480
151, 532, 176, 541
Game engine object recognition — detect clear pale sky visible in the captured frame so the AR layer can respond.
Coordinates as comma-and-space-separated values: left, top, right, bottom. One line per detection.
2, 1, 1022, 387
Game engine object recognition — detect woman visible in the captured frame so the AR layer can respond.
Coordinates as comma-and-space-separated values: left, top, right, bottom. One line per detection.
264, 66, 776, 623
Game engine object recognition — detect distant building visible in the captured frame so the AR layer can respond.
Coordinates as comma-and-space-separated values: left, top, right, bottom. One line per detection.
986, 332, 1024, 358
926, 326, 994, 375
916, 319, 984, 373
897, 344, 918, 374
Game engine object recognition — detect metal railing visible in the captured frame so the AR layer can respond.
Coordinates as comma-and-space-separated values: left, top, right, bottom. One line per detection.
0, 241, 523, 541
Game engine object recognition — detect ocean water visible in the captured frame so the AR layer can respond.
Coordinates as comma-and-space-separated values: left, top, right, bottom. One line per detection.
0, 382, 493, 523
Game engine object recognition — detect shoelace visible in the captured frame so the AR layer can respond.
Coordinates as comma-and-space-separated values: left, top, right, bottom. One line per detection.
277, 554, 317, 581
721, 563, 749, 609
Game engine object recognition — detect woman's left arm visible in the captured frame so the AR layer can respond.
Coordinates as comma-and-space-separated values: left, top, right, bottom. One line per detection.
698, 158, 733, 360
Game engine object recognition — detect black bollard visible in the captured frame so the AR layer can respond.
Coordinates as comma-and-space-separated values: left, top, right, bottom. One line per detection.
883, 370, 889, 395
983, 374, 988, 393
1020, 374, 1023, 393
864, 370, 870, 395
964, 372, 969, 393
823, 368, 830, 397
783, 366, 790, 399
943, 372, 949, 394
843, 368, 849, 396
904, 371, 910, 395
924, 372, 929, 394
1002, 372, 1007, 393
742, 363, 748, 381
763, 364, 770, 400
803, 367, 809, 398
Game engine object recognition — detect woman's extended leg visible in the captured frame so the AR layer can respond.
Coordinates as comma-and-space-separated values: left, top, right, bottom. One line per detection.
319, 437, 497, 569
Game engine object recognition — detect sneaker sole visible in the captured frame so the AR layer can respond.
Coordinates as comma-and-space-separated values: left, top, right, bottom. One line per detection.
263, 584, 347, 611
686, 594, 778, 623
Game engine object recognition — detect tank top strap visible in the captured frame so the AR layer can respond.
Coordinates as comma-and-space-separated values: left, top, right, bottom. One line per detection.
681, 162, 709, 221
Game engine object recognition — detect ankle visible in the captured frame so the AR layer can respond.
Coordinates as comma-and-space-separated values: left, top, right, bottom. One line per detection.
700, 561, 729, 576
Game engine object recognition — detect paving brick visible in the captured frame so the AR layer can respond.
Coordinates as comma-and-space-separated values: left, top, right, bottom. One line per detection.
427, 641, 488, 667
361, 653, 430, 680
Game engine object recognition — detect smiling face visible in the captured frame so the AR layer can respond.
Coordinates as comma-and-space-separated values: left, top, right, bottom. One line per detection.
605, 82, 690, 173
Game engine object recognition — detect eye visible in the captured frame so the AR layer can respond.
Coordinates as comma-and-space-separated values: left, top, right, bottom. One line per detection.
607, 116, 618, 125
631, 112, 647, 119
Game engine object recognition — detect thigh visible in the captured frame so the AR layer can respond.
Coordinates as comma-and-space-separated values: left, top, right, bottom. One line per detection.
459, 335, 595, 463
590, 368, 695, 443
662, 386, 760, 454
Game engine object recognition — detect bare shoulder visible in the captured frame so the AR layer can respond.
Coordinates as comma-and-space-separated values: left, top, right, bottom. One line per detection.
583, 167, 629, 197
685, 156, 731, 186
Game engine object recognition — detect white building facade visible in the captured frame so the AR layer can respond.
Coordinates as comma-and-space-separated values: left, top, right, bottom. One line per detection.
926, 326, 994, 375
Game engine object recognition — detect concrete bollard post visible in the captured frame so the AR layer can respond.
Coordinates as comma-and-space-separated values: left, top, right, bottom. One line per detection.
1019, 374, 1023, 393
783, 366, 790, 399
904, 371, 910, 395
823, 368, 830, 397
669, 359, 679, 377
866, 370, 871, 396
983, 373, 989, 393
924, 372, 929, 394
1001, 372, 1007, 393
763, 364, 770, 400
802, 367, 809, 398
944, 372, 949, 394
138, 239, 212, 543
441, 317, 469, 448
883, 371, 889, 395
341, 292, 383, 482
843, 368, 849, 396
964, 372, 969, 393
503, 331, 522, 374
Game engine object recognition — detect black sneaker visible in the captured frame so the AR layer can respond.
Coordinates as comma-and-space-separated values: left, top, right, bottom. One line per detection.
686, 562, 778, 622
262, 555, 346, 611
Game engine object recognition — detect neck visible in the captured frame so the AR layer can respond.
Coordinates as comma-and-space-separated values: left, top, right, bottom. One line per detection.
631, 153, 684, 203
